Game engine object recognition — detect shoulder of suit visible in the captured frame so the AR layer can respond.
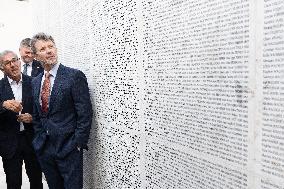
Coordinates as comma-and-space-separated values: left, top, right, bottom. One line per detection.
33, 60, 43, 67
0, 77, 8, 87
33, 59, 40, 64
0, 77, 5, 84
0, 76, 8, 82
61, 65, 82, 75
22, 74, 33, 81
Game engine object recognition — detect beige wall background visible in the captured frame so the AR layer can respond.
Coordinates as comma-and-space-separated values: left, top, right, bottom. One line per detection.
0, 0, 33, 79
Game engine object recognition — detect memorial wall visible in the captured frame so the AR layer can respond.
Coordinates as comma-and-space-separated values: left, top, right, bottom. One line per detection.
30, 0, 284, 188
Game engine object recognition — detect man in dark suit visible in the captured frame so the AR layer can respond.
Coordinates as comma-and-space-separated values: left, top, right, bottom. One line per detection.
19, 38, 43, 77
0, 50, 43, 189
30, 33, 93, 189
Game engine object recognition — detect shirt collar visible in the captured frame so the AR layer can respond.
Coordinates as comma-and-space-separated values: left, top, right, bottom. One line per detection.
22, 61, 32, 67
44, 63, 60, 77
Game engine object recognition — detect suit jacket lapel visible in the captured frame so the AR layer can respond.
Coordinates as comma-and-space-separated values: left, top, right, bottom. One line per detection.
21, 74, 32, 112
49, 64, 65, 112
34, 73, 43, 113
31, 60, 41, 77
31, 62, 36, 77
3, 77, 14, 100
22, 75, 28, 110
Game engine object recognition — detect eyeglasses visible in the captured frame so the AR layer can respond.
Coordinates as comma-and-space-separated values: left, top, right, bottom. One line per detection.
2, 58, 20, 66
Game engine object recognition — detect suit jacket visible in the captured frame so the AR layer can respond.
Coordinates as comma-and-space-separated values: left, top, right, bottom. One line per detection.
32, 64, 93, 158
31, 60, 44, 77
0, 74, 35, 159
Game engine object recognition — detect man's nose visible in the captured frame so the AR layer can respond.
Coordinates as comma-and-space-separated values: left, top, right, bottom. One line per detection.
46, 49, 52, 54
10, 61, 17, 67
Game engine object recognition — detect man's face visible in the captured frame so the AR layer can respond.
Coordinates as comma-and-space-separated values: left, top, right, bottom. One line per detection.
1, 53, 21, 80
19, 46, 34, 63
34, 40, 58, 66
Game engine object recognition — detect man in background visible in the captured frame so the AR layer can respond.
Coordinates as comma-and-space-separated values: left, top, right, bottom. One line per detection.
31, 32, 93, 189
0, 50, 43, 189
19, 38, 43, 77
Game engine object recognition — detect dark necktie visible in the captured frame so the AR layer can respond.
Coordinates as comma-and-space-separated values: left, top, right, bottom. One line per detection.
41, 72, 51, 113
23, 64, 28, 75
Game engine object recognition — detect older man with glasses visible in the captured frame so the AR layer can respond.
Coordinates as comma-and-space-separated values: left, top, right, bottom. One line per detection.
0, 50, 43, 189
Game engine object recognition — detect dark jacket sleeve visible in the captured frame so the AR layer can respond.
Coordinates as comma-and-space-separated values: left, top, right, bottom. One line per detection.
71, 71, 93, 149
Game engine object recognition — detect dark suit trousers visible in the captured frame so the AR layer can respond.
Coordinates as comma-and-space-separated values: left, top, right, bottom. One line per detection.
37, 138, 83, 189
2, 132, 43, 189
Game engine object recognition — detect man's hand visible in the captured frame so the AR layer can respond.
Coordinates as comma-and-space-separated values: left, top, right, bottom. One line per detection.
2, 100, 22, 113
17, 113, 33, 123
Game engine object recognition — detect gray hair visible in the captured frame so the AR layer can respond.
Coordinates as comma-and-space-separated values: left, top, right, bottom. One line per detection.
19, 38, 32, 48
0, 50, 18, 70
31, 32, 55, 54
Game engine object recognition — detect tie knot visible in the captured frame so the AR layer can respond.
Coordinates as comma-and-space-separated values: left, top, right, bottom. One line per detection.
24, 64, 28, 68
45, 72, 50, 78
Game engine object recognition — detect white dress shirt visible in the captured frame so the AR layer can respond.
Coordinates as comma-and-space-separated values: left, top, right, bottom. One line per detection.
21, 61, 33, 76
7, 76, 24, 131
0, 71, 4, 79
40, 63, 60, 106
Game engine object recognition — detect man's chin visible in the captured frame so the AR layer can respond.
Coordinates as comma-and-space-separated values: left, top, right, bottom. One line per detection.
9, 73, 20, 80
45, 60, 57, 65
24, 59, 33, 63
42, 61, 57, 70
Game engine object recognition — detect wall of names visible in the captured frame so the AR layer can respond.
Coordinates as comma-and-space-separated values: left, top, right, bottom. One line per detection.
31, 0, 284, 188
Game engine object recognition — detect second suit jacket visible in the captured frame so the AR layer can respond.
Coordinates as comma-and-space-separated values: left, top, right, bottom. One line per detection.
32, 64, 93, 158
0, 74, 35, 159
31, 60, 44, 77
